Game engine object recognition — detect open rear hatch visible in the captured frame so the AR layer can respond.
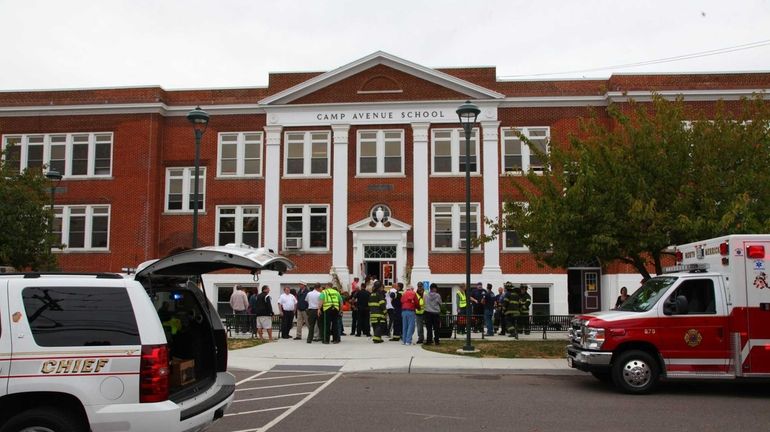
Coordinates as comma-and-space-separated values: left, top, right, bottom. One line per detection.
134, 244, 295, 400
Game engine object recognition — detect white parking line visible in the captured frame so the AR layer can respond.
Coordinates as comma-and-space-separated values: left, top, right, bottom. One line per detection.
224, 406, 292, 417
233, 392, 311, 404
236, 380, 328, 391
259, 372, 342, 432
251, 372, 336, 381
236, 371, 268, 386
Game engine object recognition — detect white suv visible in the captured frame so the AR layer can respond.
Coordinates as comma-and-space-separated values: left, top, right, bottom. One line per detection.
0, 245, 294, 432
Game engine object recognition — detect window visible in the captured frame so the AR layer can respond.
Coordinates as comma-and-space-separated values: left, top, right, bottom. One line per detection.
532, 286, 551, 316
22, 286, 139, 347
432, 203, 480, 250
502, 203, 528, 251
284, 131, 330, 176
165, 167, 206, 212
431, 128, 479, 175
217, 132, 263, 177
53, 205, 110, 251
669, 279, 716, 315
283, 204, 329, 250
216, 205, 261, 247
1, 132, 113, 177
357, 129, 404, 175
501, 127, 550, 174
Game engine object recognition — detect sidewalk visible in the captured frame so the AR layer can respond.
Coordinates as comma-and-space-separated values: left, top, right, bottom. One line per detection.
228, 327, 577, 375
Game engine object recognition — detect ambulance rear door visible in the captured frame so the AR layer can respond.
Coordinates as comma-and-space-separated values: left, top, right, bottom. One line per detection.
742, 239, 770, 375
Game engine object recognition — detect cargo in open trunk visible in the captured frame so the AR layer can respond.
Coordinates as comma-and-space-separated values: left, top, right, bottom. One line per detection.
133, 244, 295, 399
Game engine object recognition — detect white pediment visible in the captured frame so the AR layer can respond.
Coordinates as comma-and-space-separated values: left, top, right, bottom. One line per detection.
259, 51, 504, 105
349, 215, 411, 232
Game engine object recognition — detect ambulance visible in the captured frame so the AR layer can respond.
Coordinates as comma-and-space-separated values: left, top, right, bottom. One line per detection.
567, 234, 770, 393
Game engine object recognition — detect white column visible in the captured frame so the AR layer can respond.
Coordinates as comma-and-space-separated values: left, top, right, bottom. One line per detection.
263, 125, 283, 252
410, 123, 431, 284
481, 121, 503, 286
332, 124, 351, 289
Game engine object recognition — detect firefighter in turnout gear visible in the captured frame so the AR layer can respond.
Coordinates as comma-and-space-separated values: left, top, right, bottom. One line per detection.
519, 284, 532, 335
504, 283, 521, 338
369, 281, 387, 343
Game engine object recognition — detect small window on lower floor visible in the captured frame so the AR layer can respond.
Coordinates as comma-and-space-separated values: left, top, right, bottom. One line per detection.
531, 286, 551, 316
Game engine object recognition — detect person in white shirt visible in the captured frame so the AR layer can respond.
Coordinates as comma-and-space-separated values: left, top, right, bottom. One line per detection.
304, 284, 323, 343
229, 285, 250, 333
278, 287, 297, 339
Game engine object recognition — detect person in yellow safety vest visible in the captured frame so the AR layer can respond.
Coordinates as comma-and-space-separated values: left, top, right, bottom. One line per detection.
369, 281, 387, 343
415, 282, 426, 344
318, 284, 341, 344
456, 284, 468, 334
504, 283, 521, 339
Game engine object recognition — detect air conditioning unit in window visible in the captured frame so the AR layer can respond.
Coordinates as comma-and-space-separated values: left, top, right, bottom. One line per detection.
285, 238, 301, 249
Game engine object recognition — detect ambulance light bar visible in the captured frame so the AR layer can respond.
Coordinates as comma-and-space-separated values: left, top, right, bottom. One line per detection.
663, 263, 710, 274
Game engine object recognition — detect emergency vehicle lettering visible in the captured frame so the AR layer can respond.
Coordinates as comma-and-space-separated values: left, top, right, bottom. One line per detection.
41, 358, 110, 374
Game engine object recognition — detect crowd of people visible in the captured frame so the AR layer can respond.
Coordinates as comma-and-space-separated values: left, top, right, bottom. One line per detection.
228, 277, 535, 343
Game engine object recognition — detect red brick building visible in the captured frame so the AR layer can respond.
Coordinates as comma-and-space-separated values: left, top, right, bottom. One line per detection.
1, 52, 768, 315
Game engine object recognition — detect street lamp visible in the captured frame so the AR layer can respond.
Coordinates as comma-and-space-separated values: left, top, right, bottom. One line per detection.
44, 170, 63, 261
186, 106, 210, 249
456, 100, 480, 352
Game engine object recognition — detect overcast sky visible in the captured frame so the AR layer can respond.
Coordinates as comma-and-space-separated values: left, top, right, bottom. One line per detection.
1, 0, 769, 90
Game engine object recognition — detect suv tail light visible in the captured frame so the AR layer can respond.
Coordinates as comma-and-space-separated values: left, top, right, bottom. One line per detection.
140, 344, 169, 403
214, 329, 228, 372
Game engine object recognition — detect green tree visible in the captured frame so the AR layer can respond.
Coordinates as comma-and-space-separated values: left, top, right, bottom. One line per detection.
491, 94, 770, 280
0, 145, 59, 270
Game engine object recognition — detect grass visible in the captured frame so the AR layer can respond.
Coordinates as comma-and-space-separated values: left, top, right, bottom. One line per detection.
421, 339, 567, 359
227, 338, 271, 350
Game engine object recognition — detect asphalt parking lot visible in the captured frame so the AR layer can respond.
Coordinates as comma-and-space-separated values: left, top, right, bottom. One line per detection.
208, 366, 342, 432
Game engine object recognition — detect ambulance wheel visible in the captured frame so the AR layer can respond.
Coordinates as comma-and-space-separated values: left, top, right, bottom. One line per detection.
0, 407, 86, 432
612, 350, 659, 394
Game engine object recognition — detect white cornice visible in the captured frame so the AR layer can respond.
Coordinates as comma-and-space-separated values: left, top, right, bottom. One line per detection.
499, 96, 607, 108
606, 89, 769, 102
258, 51, 505, 105
0, 103, 265, 117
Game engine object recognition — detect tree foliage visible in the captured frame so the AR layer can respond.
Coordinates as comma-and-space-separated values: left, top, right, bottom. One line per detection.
491, 94, 770, 279
0, 146, 58, 270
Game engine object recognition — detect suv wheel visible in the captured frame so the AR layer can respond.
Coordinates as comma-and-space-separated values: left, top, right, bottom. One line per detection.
0, 407, 85, 432
611, 350, 659, 394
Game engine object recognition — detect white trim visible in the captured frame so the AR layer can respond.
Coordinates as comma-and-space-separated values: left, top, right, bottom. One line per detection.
355, 129, 405, 176
164, 166, 206, 213
331, 124, 351, 285
664, 358, 731, 365
263, 125, 282, 251
52, 204, 110, 252
500, 127, 550, 175
282, 204, 330, 251
2, 132, 113, 178
215, 205, 262, 248
411, 123, 431, 284
481, 121, 502, 281
259, 51, 505, 105
216, 131, 263, 178
282, 130, 331, 177
431, 203, 481, 251
430, 128, 480, 176
607, 89, 770, 103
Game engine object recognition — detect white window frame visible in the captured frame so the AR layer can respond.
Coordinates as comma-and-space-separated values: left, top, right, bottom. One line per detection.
500, 127, 550, 175
430, 128, 480, 176
431, 202, 481, 251
217, 132, 263, 177
164, 167, 206, 213
215, 205, 262, 247
1, 132, 113, 178
282, 204, 330, 251
283, 131, 331, 177
531, 285, 551, 315
53, 205, 110, 251
502, 202, 529, 251
356, 129, 405, 176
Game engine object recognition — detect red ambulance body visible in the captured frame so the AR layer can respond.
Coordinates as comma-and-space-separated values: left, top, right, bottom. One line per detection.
566, 234, 770, 393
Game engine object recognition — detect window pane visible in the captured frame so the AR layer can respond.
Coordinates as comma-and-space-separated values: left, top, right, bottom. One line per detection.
533, 287, 549, 303
91, 214, 109, 248
434, 140, 451, 156
72, 144, 88, 175
242, 232, 259, 248
26, 144, 44, 170
244, 159, 260, 175
434, 157, 451, 173
5, 138, 22, 172
221, 134, 237, 143
94, 143, 111, 175
384, 141, 400, 156
505, 230, 523, 248
50, 144, 66, 174
360, 157, 376, 173
309, 214, 327, 248
244, 142, 260, 158
310, 158, 327, 174
22, 286, 140, 347
221, 160, 237, 174
287, 142, 303, 158
68, 215, 86, 248
219, 232, 235, 245
360, 141, 376, 157
221, 143, 237, 159
384, 157, 400, 173
287, 159, 303, 175
360, 131, 377, 141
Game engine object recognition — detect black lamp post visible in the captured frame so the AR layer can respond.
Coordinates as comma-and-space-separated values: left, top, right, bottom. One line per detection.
456, 100, 480, 352
186, 106, 210, 249
44, 170, 63, 262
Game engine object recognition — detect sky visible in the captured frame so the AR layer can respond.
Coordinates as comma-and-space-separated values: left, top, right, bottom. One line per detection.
0, 0, 769, 90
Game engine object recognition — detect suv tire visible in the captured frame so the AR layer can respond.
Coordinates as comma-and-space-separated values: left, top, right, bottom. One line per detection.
0, 407, 85, 432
